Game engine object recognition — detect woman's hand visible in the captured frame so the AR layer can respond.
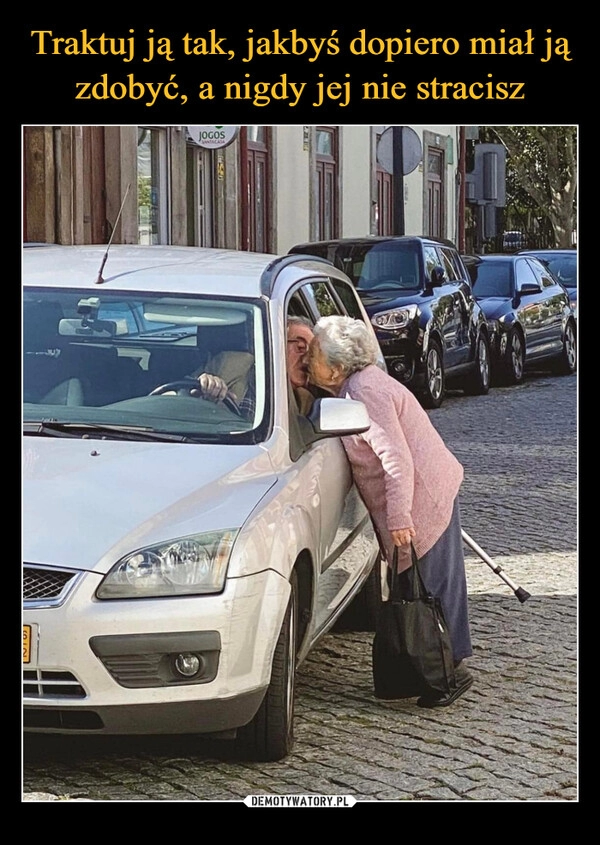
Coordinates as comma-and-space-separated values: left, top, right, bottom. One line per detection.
391, 527, 416, 547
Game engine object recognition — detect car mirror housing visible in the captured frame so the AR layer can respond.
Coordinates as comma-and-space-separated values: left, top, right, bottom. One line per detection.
305, 397, 371, 443
518, 282, 542, 296
430, 265, 446, 287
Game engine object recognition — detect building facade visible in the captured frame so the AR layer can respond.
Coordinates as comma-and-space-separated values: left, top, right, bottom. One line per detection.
23, 125, 464, 254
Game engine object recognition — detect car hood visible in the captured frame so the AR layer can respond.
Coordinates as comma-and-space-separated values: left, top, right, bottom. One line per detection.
358, 289, 423, 311
475, 297, 512, 321
22, 437, 277, 572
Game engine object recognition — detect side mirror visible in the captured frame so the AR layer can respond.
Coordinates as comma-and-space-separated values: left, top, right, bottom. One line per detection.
305, 397, 371, 444
518, 282, 542, 296
430, 265, 446, 287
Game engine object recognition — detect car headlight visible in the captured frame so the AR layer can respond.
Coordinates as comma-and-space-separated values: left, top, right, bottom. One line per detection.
96, 529, 238, 599
371, 304, 418, 331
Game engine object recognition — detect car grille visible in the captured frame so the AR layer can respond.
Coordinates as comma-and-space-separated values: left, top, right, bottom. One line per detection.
23, 669, 86, 698
23, 564, 81, 607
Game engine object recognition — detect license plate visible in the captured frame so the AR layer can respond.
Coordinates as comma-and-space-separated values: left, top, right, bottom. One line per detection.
23, 625, 31, 663
23, 624, 37, 665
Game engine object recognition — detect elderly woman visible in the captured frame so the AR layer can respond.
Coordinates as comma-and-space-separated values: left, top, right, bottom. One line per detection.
307, 315, 473, 708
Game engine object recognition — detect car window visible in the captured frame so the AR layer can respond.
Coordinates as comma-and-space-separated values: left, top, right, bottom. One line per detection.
447, 250, 470, 283
515, 259, 540, 290
423, 245, 443, 281
301, 281, 344, 318
544, 256, 577, 287
470, 261, 513, 297
437, 248, 459, 281
23, 290, 269, 444
357, 242, 421, 291
330, 279, 364, 319
527, 259, 557, 289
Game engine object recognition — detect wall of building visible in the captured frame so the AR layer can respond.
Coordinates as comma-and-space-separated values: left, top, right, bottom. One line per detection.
273, 126, 311, 253
339, 126, 372, 240
24, 124, 463, 253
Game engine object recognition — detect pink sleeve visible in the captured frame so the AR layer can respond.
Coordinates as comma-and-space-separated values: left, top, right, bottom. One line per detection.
353, 383, 415, 531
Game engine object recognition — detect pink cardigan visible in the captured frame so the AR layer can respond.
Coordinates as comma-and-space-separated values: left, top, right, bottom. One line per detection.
339, 365, 464, 570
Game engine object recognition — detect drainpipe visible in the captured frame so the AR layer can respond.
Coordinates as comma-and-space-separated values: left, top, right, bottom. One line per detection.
458, 126, 466, 253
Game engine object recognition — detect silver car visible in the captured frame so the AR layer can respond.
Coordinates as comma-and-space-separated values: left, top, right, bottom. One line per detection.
23, 245, 384, 761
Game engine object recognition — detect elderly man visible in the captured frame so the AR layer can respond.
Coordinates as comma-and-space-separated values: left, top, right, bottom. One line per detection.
192, 316, 318, 417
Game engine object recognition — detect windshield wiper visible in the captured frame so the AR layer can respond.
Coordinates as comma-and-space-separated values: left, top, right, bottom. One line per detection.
23, 421, 190, 442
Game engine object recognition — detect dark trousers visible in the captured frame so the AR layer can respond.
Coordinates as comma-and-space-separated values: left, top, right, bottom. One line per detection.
395, 498, 473, 663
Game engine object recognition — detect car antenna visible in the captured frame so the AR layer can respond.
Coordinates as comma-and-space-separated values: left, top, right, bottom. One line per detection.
95, 182, 131, 285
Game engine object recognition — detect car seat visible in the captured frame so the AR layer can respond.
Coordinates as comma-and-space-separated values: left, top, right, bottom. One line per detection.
193, 321, 255, 402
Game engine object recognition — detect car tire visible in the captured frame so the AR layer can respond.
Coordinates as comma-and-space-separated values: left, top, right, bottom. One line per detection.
463, 333, 491, 396
551, 320, 577, 376
236, 570, 298, 762
503, 328, 525, 385
333, 554, 383, 632
420, 339, 445, 409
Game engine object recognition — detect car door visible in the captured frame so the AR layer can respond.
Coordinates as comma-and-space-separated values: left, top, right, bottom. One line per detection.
286, 281, 377, 636
526, 257, 569, 356
514, 257, 546, 359
438, 246, 473, 365
423, 245, 463, 369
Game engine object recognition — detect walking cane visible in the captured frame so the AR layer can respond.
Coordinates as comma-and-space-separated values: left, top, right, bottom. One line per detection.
461, 530, 531, 603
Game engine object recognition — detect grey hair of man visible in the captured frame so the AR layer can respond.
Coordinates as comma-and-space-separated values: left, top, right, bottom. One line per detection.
313, 315, 380, 376
287, 315, 314, 331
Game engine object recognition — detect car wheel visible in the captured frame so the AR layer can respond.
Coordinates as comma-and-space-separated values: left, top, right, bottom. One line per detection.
333, 554, 383, 632
236, 570, 298, 762
420, 339, 445, 409
552, 320, 577, 375
463, 333, 491, 395
503, 328, 525, 385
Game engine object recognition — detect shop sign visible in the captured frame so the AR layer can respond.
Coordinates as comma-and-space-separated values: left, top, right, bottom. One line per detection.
187, 126, 239, 149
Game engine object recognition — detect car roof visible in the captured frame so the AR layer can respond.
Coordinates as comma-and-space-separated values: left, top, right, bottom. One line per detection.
518, 249, 577, 257
291, 235, 457, 249
463, 253, 519, 262
23, 244, 328, 298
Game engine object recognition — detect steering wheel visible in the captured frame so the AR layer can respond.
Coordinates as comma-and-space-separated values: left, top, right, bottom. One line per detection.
148, 381, 242, 415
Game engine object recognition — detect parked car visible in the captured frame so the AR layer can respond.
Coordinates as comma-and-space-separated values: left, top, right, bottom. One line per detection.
517, 249, 577, 319
461, 253, 577, 385
23, 244, 386, 762
288, 236, 491, 409
502, 231, 526, 252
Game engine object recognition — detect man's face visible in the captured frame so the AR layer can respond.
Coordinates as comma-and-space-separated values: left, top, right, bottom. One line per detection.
287, 323, 314, 388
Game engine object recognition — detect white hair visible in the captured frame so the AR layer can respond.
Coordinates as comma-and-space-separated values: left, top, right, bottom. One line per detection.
313, 316, 379, 375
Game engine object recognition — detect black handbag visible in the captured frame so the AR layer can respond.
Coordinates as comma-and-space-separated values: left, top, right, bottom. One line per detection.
372, 546, 456, 700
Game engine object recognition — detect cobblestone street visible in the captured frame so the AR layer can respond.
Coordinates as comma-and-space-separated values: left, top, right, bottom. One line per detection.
23, 372, 578, 803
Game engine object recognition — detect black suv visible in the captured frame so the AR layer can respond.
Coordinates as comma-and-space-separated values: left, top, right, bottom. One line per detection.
288, 236, 491, 408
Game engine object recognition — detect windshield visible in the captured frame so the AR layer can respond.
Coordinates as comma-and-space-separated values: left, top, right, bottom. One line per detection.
23, 289, 268, 444
325, 242, 422, 293
540, 255, 577, 288
470, 262, 514, 297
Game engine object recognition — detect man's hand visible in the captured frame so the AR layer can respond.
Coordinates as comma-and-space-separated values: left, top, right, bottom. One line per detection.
191, 373, 232, 403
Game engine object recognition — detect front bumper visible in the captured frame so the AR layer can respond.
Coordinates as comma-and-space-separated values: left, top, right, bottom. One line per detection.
23, 566, 288, 735
376, 326, 424, 385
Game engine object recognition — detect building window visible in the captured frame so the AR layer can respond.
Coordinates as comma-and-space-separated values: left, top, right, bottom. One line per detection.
315, 127, 339, 241
427, 148, 443, 239
137, 127, 168, 244
242, 126, 271, 252
376, 168, 393, 235
422, 132, 448, 240
186, 145, 214, 247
